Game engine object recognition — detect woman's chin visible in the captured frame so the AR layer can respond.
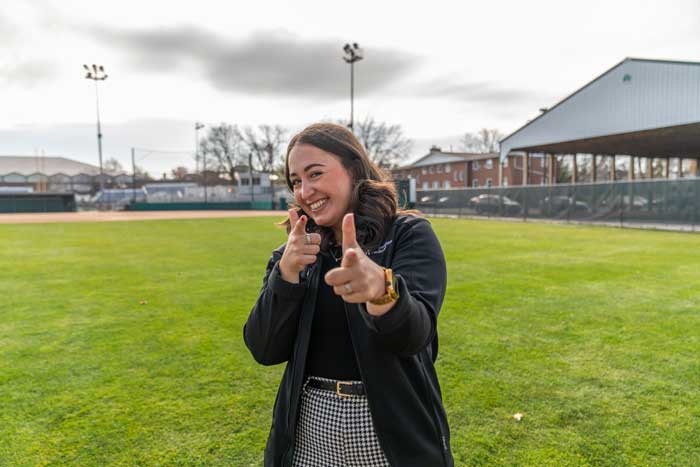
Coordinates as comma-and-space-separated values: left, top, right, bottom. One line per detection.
311, 213, 339, 228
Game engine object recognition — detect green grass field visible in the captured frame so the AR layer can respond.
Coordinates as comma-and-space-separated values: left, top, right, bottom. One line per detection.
1, 217, 699, 466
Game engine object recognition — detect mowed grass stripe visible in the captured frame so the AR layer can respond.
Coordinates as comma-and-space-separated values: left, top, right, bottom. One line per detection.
1, 217, 698, 466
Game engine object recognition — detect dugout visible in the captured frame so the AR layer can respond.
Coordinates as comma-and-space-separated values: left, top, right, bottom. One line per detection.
0, 193, 77, 213
499, 58, 700, 185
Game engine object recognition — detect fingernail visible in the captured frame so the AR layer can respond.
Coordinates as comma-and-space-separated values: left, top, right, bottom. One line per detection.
301, 215, 307, 222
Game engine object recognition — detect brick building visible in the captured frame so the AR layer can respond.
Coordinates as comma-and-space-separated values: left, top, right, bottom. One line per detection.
392, 146, 545, 189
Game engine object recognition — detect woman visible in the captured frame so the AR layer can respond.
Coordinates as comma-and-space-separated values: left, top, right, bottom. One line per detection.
244, 123, 453, 467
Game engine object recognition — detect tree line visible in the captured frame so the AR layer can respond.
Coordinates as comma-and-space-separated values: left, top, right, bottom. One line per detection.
102, 122, 506, 181
196, 117, 416, 184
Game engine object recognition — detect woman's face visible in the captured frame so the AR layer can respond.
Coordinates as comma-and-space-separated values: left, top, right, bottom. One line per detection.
288, 143, 353, 235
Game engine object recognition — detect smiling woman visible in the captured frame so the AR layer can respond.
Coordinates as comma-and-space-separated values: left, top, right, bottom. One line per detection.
282, 124, 398, 252
244, 123, 453, 466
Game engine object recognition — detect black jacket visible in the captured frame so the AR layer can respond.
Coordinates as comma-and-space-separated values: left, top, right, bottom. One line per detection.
244, 215, 453, 466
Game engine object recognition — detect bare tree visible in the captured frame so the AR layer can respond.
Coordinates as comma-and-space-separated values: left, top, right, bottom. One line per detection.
461, 128, 504, 153
133, 164, 152, 180
104, 157, 124, 174
353, 116, 412, 168
199, 123, 246, 182
241, 124, 288, 173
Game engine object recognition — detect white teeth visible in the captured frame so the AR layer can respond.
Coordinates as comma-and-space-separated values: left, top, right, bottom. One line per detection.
309, 199, 327, 210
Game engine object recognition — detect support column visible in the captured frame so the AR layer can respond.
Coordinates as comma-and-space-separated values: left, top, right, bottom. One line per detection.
679, 158, 684, 178
572, 154, 578, 184
523, 152, 529, 186
647, 157, 653, 179
696, 158, 700, 177
665, 157, 670, 178
498, 157, 503, 186
629, 156, 635, 180
612, 155, 617, 181
548, 154, 555, 184
592, 154, 597, 182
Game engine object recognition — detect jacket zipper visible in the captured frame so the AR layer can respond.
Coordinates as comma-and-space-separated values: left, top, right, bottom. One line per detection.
343, 302, 397, 465
283, 262, 319, 466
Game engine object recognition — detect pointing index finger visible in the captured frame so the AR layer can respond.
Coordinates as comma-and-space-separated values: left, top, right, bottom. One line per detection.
290, 210, 307, 234
288, 209, 299, 227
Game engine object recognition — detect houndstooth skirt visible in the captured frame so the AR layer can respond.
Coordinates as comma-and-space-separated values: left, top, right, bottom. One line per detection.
292, 377, 390, 467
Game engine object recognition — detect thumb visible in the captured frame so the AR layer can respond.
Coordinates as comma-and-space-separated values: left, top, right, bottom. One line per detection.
341, 213, 358, 253
341, 248, 358, 268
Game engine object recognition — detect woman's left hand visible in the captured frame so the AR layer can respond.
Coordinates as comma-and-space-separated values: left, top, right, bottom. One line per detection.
325, 214, 391, 314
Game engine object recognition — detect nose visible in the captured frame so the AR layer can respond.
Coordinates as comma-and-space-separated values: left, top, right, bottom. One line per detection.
300, 180, 314, 200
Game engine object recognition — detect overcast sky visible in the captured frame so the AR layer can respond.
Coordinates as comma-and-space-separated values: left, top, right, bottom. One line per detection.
2, 0, 699, 175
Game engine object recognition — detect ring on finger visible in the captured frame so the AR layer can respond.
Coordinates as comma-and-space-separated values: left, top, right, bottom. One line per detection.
305, 233, 312, 244
343, 282, 353, 295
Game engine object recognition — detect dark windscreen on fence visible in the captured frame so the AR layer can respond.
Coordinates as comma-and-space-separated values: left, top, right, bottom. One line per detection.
415, 178, 700, 230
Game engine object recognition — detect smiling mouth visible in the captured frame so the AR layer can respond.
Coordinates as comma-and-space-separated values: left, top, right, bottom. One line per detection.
309, 199, 328, 211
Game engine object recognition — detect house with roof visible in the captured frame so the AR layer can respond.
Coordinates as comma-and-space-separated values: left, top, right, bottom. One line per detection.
392, 146, 544, 189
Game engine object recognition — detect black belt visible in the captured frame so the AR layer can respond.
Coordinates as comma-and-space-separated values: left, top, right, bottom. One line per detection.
307, 378, 366, 397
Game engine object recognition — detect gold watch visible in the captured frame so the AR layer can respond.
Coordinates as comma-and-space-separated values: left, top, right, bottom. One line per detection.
369, 268, 399, 305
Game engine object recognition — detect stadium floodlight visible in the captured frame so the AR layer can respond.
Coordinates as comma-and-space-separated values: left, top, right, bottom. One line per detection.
83, 63, 109, 199
342, 42, 364, 131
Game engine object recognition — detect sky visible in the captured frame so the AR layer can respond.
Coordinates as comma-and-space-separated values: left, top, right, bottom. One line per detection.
1, 0, 699, 175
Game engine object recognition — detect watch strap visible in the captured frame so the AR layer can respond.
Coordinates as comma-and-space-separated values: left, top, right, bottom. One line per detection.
369, 268, 399, 305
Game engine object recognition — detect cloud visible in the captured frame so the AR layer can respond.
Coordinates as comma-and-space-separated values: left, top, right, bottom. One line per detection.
0, 61, 55, 87
414, 78, 536, 104
83, 26, 418, 99
0, 15, 17, 40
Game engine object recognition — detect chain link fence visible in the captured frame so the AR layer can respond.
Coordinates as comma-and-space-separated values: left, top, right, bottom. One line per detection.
416, 178, 700, 231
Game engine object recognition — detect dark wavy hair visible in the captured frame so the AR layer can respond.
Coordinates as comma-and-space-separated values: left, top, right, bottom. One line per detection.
281, 122, 402, 251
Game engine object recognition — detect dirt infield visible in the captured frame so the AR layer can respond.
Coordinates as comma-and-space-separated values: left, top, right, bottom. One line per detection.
0, 210, 288, 224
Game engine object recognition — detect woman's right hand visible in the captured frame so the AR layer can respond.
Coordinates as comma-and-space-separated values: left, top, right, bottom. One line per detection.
278, 209, 321, 283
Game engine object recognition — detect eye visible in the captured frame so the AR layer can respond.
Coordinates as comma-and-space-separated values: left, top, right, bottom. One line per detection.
310, 171, 322, 179
291, 179, 301, 187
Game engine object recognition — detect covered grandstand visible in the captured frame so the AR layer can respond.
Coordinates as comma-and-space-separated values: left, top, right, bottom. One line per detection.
499, 58, 700, 185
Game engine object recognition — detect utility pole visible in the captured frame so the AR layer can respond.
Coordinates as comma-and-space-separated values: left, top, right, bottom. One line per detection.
249, 152, 255, 204
267, 143, 275, 209
83, 64, 108, 198
131, 147, 136, 205
196, 122, 206, 203
342, 43, 364, 132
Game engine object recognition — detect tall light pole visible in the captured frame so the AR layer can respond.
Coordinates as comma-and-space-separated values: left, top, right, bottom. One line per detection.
195, 122, 205, 202
266, 143, 279, 210
342, 43, 364, 132
83, 64, 108, 196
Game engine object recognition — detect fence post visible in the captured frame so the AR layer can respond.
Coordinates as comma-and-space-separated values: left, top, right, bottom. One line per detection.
692, 178, 697, 232
523, 186, 528, 222
618, 183, 623, 228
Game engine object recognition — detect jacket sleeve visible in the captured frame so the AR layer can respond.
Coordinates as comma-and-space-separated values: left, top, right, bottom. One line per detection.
360, 217, 447, 357
243, 246, 308, 365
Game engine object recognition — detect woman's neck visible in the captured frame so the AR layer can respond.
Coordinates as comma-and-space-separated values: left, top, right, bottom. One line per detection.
332, 227, 342, 246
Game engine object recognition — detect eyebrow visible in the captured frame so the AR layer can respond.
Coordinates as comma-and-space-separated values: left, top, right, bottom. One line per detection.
289, 163, 326, 178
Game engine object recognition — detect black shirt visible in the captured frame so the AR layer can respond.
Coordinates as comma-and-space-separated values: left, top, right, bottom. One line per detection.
304, 249, 361, 381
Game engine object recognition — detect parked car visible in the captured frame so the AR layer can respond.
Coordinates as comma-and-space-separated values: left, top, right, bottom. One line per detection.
468, 194, 521, 215
539, 196, 591, 215
600, 195, 649, 210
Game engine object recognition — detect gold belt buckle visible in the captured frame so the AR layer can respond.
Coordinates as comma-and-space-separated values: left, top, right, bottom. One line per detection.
336, 381, 353, 398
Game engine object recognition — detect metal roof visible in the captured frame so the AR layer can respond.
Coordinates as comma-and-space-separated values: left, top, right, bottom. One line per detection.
0, 156, 101, 176
398, 151, 498, 169
500, 58, 700, 161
